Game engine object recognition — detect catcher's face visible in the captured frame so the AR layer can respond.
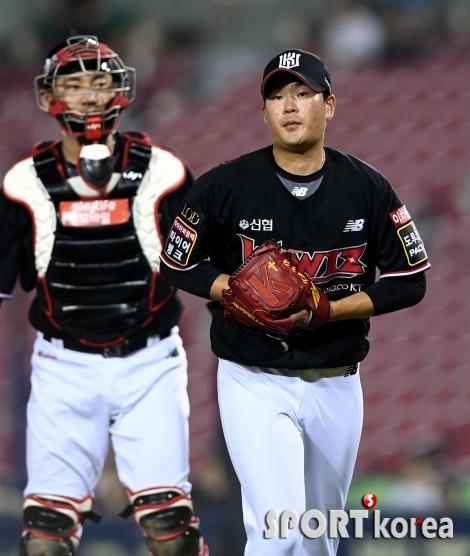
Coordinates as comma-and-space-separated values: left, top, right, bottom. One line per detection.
262, 77, 335, 153
41, 72, 116, 113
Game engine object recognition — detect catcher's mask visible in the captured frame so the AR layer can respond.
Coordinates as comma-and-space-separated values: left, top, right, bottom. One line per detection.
35, 35, 136, 143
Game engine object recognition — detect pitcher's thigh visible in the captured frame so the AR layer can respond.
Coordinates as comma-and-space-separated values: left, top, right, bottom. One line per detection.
218, 361, 306, 556
301, 372, 363, 556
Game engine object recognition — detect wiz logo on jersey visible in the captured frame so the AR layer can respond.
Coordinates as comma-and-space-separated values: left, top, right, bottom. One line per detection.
238, 235, 366, 284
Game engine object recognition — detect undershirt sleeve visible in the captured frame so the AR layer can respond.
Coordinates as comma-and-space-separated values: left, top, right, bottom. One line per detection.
160, 258, 222, 299
0, 189, 35, 296
364, 272, 426, 316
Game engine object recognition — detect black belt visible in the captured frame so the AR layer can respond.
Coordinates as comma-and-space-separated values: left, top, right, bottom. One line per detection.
43, 329, 171, 358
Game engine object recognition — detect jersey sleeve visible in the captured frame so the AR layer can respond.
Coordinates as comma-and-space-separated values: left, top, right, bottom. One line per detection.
371, 173, 430, 278
157, 154, 195, 239
159, 169, 226, 298
160, 170, 220, 271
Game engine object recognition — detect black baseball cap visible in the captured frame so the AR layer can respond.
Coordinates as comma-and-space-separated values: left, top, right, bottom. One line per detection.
261, 49, 331, 98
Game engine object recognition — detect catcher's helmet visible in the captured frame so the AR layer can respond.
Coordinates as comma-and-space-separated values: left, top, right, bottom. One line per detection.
35, 36, 136, 142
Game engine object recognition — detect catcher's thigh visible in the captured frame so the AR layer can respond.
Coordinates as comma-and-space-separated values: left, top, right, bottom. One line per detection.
25, 329, 191, 499
217, 359, 363, 556
110, 329, 191, 493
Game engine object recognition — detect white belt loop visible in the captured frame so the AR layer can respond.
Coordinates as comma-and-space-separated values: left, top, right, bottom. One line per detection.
41, 332, 64, 349
51, 337, 64, 349
146, 334, 162, 347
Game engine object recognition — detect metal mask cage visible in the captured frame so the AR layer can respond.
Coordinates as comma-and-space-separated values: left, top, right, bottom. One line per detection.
34, 36, 136, 138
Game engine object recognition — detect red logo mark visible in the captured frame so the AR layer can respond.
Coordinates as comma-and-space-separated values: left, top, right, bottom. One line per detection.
415, 517, 423, 525
85, 115, 102, 140
248, 263, 293, 306
361, 493, 377, 509
239, 235, 366, 284
38, 350, 57, 360
291, 246, 366, 283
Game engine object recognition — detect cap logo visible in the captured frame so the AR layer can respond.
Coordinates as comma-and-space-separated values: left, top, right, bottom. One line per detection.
324, 76, 331, 90
279, 52, 301, 70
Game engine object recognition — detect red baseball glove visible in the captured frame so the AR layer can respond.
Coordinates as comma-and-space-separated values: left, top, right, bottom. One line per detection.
221, 240, 330, 339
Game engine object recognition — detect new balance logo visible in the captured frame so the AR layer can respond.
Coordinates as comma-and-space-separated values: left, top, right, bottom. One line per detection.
279, 52, 301, 69
343, 219, 364, 232
292, 186, 308, 197
344, 364, 358, 377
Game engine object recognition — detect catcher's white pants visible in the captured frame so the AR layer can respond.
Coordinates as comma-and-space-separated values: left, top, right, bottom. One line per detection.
25, 329, 191, 503
218, 359, 363, 556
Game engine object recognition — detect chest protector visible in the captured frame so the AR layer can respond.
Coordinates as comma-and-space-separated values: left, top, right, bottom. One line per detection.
23, 132, 179, 345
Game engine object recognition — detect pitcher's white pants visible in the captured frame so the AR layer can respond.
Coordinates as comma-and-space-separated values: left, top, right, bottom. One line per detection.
218, 359, 363, 556
25, 329, 191, 505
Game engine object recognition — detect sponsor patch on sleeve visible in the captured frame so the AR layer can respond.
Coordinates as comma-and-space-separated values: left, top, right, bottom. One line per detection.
163, 217, 197, 267
389, 205, 411, 227
397, 221, 428, 266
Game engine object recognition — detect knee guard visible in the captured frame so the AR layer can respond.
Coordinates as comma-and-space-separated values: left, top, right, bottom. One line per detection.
126, 487, 209, 556
20, 494, 101, 556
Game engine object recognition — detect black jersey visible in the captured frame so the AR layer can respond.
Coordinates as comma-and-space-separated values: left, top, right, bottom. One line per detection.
160, 146, 430, 369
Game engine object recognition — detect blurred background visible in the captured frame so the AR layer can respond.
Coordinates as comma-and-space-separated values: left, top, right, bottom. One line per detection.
0, 0, 470, 553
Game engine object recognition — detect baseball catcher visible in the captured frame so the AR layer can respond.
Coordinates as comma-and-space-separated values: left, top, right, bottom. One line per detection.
0, 36, 208, 556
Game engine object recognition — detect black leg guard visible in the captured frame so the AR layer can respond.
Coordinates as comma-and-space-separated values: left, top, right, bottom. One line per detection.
127, 487, 209, 556
19, 494, 98, 556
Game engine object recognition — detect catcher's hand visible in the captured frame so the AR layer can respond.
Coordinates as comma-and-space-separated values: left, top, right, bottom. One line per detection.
221, 240, 330, 339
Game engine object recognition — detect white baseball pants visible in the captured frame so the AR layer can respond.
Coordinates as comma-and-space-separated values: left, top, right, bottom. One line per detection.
218, 359, 363, 556
25, 329, 191, 504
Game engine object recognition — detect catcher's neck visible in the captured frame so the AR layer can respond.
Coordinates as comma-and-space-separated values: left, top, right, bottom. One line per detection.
272, 145, 325, 176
